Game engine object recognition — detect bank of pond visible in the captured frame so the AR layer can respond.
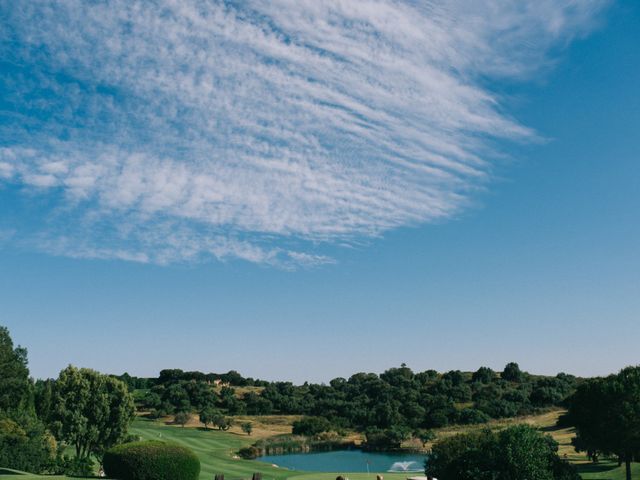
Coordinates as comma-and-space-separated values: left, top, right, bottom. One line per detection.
258, 449, 426, 473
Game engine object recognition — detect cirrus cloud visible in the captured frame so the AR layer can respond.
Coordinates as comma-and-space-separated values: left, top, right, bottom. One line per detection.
0, 0, 608, 266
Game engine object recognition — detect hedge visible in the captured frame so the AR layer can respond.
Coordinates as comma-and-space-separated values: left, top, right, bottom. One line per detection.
103, 440, 200, 480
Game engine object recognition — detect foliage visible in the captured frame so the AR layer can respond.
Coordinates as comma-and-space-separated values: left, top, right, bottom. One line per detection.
103, 440, 200, 480
46, 453, 94, 476
292, 416, 332, 436
472, 367, 495, 384
0, 416, 56, 473
213, 414, 233, 431
238, 445, 261, 459
457, 408, 490, 425
426, 425, 580, 480
49, 365, 135, 459
363, 426, 410, 450
502, 362, 524, 383
567, 366, 640, 480
199, 407, 220, 430
174, 412, 190, 428
242, 422, 253, 435
414, 428, 436, 446
0, 326, 56, 474
133, 363, 576, 434
0, 326, 32, 413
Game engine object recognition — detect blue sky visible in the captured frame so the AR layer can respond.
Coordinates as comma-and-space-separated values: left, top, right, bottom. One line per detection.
1, 0, 638, 383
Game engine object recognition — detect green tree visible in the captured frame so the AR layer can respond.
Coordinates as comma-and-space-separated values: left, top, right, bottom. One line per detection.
174, 411, 190, 428
292, 416, 332, 436
472, 367, 495, 384
0, 326, 32, 412
0, 416, 57, 472
567, 366, 640, 480
199, 407, 220, 430
414, 428, 435, 447
241, 422, 253, 435
0, 326, 56, 473
426, 425, 579, 480
213, 414, 233, 431
501, 362, 524, 383
50, 365, 135, 460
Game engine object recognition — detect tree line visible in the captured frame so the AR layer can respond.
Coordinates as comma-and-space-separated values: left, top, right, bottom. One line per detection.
0, 326, 135, 475
133, 362, 578, 435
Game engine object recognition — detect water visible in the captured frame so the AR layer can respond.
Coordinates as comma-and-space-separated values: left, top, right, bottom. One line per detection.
258, 449, 425, 473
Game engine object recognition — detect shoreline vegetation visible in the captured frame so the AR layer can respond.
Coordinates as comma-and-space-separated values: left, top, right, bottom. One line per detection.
238, 434, 357, 459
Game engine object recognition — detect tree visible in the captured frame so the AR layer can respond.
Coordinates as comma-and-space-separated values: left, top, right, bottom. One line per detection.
426, 425, 579, 480
199, 407, 220, 430
0, 416, 57, 472
212, 414, 233, 431
414, 428, 435, 447
364, 426, 410, 450
175, 411, 190, 428
502, 362, 524, 383
292, 416, 332, 436
0, 326, 32, 412
472, 367, 495, 384
50, 365, 135, 460
241, 422, 253, 435
567, 366, 640, 480
0, 326, 56, 473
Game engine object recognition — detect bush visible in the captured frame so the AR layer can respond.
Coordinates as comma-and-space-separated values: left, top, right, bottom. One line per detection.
292, 416, 331, 436
104, 441, 200, 480
238, 445, 261, 459
457, 408, 490, 425
426, 425, 580, 480
363, 426, 410, 450
0, 417, 57, 473
47, 454, 94, 477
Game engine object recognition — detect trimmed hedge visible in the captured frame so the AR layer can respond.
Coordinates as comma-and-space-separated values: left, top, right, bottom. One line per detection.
103, 440, 200, 480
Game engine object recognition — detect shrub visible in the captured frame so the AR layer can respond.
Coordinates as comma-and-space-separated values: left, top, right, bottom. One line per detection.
457, 408, 490, 425
103, 441, 200, 480
238, 446, 261, 459
363, 426, 410, 450
0, 417, 57, 473
426, 425, 580, 480
292, 416, 331, 436
47, 454, 94, 477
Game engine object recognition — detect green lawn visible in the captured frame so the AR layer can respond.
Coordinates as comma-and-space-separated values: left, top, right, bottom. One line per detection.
576, 460, 640, 480
129, 418, 409, 480
3, 417, 640, 479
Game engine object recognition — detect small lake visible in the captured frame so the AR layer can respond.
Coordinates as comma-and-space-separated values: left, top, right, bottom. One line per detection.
258, 449, 426, 473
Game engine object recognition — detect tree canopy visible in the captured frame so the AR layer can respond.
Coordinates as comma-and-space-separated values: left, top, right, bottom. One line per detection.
567, 366, 640, 480
0, 326, 56, 472
426, 425, 579, 480
50, 365, 135, 459
0, 326, 32, 412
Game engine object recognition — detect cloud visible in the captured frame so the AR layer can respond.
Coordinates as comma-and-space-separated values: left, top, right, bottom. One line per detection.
0, 0, 608, 266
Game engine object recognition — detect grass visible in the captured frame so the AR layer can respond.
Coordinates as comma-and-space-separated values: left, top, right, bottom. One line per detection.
3, 411, 640, 479
129, 417, 409, 480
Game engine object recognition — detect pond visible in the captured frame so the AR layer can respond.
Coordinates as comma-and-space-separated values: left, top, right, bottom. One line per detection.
258, 449, 426, 473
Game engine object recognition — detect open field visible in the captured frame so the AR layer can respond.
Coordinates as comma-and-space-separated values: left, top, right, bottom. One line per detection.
3, 412, 640, 479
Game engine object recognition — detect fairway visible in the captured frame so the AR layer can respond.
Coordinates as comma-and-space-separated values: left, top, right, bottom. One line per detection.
3, 415, 640, 480
129, 418, 410, 480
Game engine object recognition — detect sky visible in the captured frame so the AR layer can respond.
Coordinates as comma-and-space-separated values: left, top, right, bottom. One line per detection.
0, 0, 638, 383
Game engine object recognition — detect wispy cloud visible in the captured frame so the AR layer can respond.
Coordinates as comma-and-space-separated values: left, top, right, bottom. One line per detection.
0, 0, 607, 266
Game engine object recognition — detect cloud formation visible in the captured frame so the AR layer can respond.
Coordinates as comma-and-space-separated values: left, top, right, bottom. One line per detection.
0, 1, 607, 266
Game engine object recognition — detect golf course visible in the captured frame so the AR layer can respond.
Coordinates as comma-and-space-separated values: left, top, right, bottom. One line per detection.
3, 411, 640, 480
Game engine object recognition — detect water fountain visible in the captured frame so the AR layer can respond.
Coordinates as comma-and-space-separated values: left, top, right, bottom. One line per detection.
388, 461, 422, 472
